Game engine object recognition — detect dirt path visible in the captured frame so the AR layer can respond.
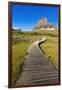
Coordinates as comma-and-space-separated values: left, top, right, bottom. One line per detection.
15, 38, 59, 87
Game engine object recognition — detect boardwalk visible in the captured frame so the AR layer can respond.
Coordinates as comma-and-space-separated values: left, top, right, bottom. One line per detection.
15, 38, 59, 87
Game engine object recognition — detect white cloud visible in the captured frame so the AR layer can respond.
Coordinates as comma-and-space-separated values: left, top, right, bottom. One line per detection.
12, 27, 20, 30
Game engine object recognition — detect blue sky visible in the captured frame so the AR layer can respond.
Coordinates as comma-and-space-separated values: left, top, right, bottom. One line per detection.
12, 4, 59, 31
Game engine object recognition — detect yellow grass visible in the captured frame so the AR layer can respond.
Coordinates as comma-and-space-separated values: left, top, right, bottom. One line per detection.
41, 36, 58, 70
12, 42, 31, 85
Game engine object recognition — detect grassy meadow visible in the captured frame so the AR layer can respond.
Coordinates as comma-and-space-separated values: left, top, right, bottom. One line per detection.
12, 30, 58, 85
12, 41, 32, 85
41, 36, 58, 69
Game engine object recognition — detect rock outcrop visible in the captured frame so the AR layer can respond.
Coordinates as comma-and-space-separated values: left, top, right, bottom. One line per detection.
33, 18, 56, 31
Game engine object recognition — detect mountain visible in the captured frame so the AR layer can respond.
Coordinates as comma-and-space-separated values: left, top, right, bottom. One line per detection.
33, 17, 56, 31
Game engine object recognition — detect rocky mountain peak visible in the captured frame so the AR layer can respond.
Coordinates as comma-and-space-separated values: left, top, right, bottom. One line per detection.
33, 17, 56, 31
38, 17, 48, 26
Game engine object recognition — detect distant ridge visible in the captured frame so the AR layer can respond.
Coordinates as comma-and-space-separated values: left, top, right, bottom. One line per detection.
12, 28, 22, 32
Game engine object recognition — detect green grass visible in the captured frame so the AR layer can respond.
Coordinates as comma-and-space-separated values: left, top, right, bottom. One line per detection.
41, 36, 58, 70
12, 41, 31, 85
12, 30, 59, 85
